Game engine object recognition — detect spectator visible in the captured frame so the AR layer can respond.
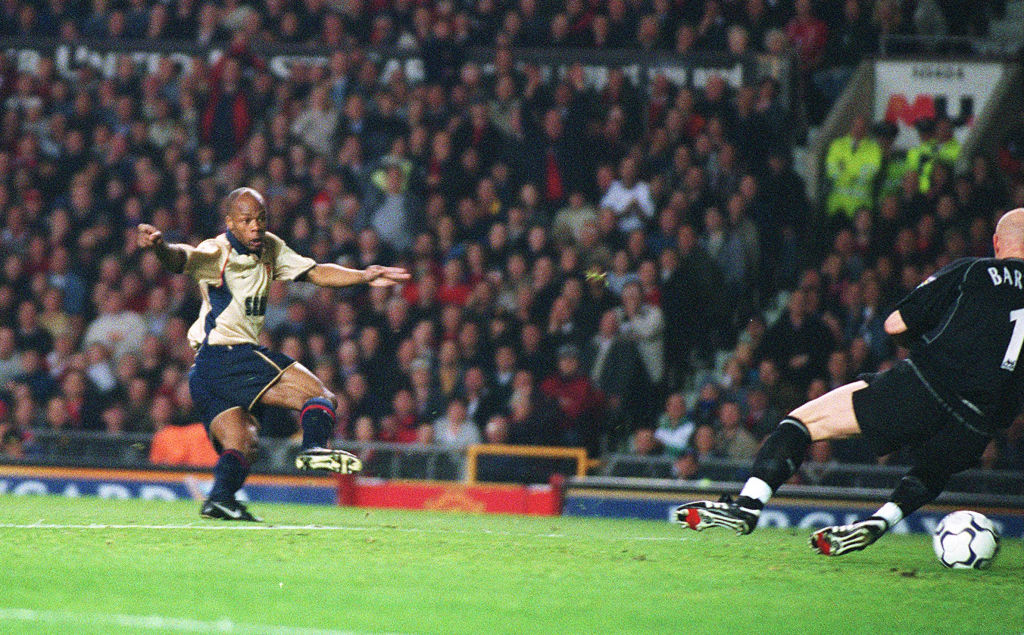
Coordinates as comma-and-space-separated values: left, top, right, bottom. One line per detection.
600, 157, 655, 232
630, 428, 659, 456
291, 85, 340, 156
817, 0, 878, 105
351, 415, 387, 476
13, 348, 57, 403
433, 398, 481, 450
671, 448, 704, 480
15, 299, 52, 353
82, 290, 147, 358
662, 224, 724, 378
201, 56, 253, 160
758, 289, 833, 393
148, 395, 218, 467
786, 0, 827, 73
477, 415, 526, 482
47, 246, 87, 316
386, 388, 420, 444
362, 163, 418, 252
584, 309, 652, 432
553, 192, 598, 243
0, 422, 26, 459
715, 400, 758, 460
540, 344, 605, 454
461, 366, 498, 430
654, 392, 696, 458
617, 282, 665, 385
744, 388, 778, 439
690, 424, 722, 462
43, 395, 72, 431
801, 440, 842, 486
507, 370, 557, 446
0, 327, 21, 387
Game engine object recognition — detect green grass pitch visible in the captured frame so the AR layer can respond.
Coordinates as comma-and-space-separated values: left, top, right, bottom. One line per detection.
0, 495, 1020, 634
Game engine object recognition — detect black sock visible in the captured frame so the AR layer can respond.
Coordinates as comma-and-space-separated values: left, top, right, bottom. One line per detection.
890, 467, 949, 517
750, 417, 811, 491
209, 450, 250, 502
300, 397, 335, 450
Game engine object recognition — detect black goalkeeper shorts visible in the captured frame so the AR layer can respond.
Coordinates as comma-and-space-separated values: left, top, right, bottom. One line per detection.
851, 360, 991, 472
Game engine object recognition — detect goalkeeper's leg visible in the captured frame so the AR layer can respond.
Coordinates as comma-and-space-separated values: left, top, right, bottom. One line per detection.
810, 466, 947, 556
812, 422, 990, 556
677, 381, 866, 534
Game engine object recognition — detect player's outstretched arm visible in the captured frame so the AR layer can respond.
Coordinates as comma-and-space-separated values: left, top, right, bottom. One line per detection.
137, 223, 189, 273
304, 263, 410, 288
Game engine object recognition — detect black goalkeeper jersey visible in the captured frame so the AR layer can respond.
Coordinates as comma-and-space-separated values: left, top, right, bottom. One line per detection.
897, 257, 1024, 434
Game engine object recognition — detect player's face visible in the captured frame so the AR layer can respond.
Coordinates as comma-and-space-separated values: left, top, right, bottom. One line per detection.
226, 204, 267, 252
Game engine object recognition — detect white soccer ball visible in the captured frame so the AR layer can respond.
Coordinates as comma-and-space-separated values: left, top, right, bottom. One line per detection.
932, 510, 1000, 570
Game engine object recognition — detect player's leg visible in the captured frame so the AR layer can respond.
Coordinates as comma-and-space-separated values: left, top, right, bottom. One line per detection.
259, 362, 336, 447
258, 363, 361, 473
744, 379, 866, 501
812, 421, 992, 556
676, 381, 867, 534
201, 407, 262, 522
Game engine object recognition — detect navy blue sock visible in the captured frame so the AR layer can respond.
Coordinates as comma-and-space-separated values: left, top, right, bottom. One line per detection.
300, 397, 335, 450
209, 450, 249, 502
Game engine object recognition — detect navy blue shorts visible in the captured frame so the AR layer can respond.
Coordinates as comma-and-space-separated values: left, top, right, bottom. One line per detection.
188, 343, 295, 429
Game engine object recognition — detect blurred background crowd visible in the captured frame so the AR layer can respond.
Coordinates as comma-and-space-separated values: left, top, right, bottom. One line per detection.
1, 0, 1023, 479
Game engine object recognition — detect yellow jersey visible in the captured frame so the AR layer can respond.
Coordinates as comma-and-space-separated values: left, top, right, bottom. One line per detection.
183, 231, 316, 349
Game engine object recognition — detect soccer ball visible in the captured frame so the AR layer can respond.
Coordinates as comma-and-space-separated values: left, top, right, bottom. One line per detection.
932, 511, 1000, 569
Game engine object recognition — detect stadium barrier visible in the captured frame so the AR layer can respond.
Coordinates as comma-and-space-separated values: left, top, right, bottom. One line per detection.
0, 464, 338, 505
3, 459, 1020, 531
337, 476, 560, 516
10, 432, 1021, 494
0, 463, 561, 516
6, 433, 1021, 527
600, 453, 1024, 495
563, 476, 1024, 538
464, 443, 597, 483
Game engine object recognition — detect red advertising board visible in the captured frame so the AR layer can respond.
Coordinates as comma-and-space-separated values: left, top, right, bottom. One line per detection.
338, 476, 561, 516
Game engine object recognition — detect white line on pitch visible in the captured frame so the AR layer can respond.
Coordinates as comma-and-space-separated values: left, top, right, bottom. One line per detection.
0, 522, 681, 542
0, 607, 403, 635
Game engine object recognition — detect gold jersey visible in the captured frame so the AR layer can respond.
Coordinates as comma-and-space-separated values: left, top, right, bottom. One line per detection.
183, 231, 316, 350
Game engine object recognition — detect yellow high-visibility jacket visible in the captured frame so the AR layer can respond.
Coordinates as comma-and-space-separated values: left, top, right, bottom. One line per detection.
906, 138, 960, 192
825, 135, 882, 218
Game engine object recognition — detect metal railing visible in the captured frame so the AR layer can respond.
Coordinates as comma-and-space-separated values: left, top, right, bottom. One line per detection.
6, 431, 1021, 496
879, 34, 1023, 58
600, 453, 1024, 496
569, 475, 1024, 508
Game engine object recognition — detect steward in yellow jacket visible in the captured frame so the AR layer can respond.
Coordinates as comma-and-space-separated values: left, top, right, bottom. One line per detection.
906, 117, 961, 192
825, 115, 882, 219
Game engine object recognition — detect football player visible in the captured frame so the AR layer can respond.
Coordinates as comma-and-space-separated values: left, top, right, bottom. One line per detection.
138, 187, 408, 520
679, 208, 1024, 555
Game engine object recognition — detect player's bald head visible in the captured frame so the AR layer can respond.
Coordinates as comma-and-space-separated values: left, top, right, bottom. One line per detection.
994, 208, 1024, 258
225, 187, 266, 219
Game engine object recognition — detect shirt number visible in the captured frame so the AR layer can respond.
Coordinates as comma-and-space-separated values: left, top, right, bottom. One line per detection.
1001, 308, 1024, 371
245, 295, 268, 317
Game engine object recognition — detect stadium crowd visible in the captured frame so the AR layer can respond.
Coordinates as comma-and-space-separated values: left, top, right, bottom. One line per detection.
0, 0, 1022, 479
0, 0, 999, 50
